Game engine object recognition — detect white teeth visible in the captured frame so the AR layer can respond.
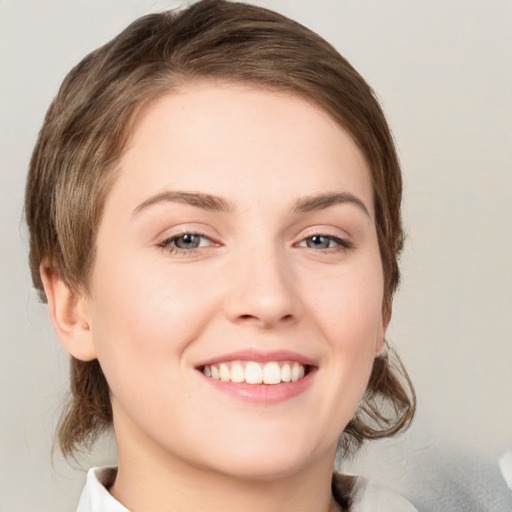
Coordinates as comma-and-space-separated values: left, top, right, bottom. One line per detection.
230, 363, 245, 383
281, 363, 291, 382
219, 363, 230, 382
245, 361, 263, 384
202, 361, 307, 385
262, 362, 281, 385
290, 362, 301, 382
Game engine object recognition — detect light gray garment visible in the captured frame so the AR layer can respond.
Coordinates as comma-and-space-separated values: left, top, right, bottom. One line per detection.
349, 477, 418, 511
77, 466, 418, 511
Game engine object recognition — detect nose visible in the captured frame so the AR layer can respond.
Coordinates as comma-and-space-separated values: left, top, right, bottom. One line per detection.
223, 245, 302, 329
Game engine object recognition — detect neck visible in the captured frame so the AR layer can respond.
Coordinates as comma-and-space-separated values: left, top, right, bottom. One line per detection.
110, 426, 340, 512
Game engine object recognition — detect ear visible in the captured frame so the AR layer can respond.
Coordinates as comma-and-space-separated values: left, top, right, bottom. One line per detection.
375, 302, 392, 356
40, 263, 97, 362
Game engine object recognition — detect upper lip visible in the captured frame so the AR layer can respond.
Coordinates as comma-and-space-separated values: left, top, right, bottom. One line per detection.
195, 349, 317, 368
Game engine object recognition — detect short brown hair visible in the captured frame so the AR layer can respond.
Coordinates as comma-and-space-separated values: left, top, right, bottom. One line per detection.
25, 0, 414, 459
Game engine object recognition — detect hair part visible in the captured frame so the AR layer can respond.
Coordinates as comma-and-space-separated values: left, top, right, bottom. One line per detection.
25, 0, 414, 460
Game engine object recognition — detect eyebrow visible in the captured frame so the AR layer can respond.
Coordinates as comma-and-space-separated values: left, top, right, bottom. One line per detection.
132, 190, 369, 218
293, 192, 370, 217
132, 191, 233, 216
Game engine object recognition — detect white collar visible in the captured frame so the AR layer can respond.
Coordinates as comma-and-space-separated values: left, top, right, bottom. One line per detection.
76, 467, 129, 512
76, 466, 417, 512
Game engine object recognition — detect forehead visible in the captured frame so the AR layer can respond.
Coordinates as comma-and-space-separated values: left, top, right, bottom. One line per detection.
107, 81, 373, 217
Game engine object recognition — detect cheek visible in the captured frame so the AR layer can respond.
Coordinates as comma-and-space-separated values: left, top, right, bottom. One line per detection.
87, 255, 220, 396
290, 261, 385, 440
306, 262, 385, 347
305, 258, 385, 402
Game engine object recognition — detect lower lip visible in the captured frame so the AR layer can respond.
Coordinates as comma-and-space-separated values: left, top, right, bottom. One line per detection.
199, 369, 316, 404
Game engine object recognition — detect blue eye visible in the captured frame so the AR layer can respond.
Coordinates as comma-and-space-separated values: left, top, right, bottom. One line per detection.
159, 233, 212, 253
299, 234, 349, 250
172, 233, 205, 249
306, 235, 334, 249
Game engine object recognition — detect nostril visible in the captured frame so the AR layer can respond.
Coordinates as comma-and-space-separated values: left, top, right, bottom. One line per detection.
238, 313, 294, 323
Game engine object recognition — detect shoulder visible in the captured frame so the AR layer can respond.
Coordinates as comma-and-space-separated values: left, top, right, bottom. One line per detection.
350, 476, 418, 512
333, 473, 418, 512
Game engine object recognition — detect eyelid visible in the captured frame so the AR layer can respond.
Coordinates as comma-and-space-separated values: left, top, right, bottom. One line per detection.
160, 232, 213, 247
293, 226, 354, 251
155, 222, 219, 244
297, 234, 352, 249
297, 225, 352, 241
157, 227, 221, 257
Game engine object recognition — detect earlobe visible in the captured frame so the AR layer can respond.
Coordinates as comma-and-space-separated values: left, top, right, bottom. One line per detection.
40, 263, 97, 362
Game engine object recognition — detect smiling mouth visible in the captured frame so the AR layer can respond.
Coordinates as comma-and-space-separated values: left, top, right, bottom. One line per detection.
201, 361, 309, 385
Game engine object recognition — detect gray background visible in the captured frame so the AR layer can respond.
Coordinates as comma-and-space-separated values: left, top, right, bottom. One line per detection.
1, 0, 511, 510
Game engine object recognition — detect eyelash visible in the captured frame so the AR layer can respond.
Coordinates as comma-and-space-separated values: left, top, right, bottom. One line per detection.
157, 232, 352, 257
297, 233, 352, 252
158, 232, 214, 257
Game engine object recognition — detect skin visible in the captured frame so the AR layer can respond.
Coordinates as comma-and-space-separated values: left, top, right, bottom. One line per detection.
43, 81, 387, 512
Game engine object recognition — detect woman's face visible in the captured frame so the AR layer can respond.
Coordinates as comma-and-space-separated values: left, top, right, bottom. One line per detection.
83, 81, 386, 479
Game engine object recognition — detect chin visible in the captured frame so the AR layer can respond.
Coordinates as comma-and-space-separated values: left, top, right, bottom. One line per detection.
210, 454, 312, 481
194, 432, 330, 481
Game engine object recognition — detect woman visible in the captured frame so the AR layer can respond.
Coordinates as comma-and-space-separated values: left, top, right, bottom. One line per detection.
25, 1, 416, 510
